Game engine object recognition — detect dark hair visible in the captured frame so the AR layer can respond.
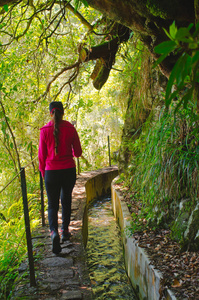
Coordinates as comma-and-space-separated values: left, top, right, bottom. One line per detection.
49, 102, 64, 155
49, 101, 64, 114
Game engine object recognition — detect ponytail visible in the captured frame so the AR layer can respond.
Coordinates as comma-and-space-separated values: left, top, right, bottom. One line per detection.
52, 109, 63, 155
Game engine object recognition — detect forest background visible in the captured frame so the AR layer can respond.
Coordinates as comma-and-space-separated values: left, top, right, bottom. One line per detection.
0, 0, 199, 298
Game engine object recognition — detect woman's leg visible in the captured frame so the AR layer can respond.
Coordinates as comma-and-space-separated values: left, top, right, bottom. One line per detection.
60, 168, 76, 231
45, 170, 61, 232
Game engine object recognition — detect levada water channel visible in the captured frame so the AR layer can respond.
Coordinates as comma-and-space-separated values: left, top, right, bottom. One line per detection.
85, 196, 138, 299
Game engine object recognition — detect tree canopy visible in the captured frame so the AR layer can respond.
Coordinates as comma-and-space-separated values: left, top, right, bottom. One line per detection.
0, 0, 196, 82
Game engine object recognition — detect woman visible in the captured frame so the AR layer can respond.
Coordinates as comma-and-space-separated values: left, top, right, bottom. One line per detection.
38, 101, 82, 254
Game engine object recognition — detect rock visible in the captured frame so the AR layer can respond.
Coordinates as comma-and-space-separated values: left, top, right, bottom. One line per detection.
18, 262, 28, 273
45, 269, 74, 280
184, 202, 199, 250
60, 290, 82, 299
171, 199, 190, 241
40, 257, 73, 268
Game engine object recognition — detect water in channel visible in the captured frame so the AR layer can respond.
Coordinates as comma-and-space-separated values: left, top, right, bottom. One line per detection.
86, 196, 137, 300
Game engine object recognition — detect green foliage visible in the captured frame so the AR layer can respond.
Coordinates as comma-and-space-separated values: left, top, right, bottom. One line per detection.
0, 0, 125, 174
124, 101, 199, 238
154, 21, 199, 112
120, 21, 199, 245
3, 5, 8, 12
74, 0, 88, 11
0, 170, 44, 298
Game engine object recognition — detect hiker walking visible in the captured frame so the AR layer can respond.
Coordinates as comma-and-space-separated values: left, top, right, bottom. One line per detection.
38, 101, 82, 254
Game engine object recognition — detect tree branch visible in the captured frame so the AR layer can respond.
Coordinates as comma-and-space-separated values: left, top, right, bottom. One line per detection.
0, 136, 18, 174
33, 61, 81, 103
0, 0, 21, 7
63, 2, 94, 31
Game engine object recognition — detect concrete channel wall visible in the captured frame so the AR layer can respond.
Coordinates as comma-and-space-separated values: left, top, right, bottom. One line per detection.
83, 167, 118, 247
83, 168, 177, 300
85, 168, 118, 205
111, 176, 177, 300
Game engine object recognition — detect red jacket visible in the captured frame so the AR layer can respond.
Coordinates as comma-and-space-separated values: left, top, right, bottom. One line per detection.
38, 120, 82, 177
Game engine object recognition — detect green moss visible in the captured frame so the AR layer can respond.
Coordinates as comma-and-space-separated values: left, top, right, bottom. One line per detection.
170, 211, 189, 241
146, 0, 171, 19
92, 59, 111, 90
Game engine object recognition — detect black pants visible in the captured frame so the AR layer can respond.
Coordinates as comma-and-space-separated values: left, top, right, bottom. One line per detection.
44, 168, 76, 232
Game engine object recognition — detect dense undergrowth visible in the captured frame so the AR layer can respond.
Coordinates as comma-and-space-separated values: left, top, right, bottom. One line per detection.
121, 103, 199, 244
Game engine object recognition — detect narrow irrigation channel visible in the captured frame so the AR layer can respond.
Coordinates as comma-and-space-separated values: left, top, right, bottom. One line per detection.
85, 196, 138, 300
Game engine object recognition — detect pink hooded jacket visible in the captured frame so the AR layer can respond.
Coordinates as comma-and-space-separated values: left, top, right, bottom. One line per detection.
38, 120, 82, 177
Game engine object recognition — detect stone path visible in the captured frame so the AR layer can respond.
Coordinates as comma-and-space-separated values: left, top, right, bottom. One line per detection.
12, 169, 115, 300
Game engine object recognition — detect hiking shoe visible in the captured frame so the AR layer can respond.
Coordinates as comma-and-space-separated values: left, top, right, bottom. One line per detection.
51, 230, 61, 254
61, 229, 72, 242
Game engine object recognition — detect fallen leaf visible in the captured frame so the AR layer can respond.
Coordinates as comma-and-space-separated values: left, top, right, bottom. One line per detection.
184, 274, 191, 278
155, 245, 161, 251
172, 279, 182, 287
